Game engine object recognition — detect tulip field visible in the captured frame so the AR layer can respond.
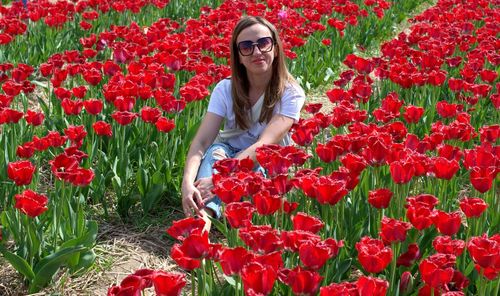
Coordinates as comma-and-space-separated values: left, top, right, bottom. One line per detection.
1, 0, 499, 295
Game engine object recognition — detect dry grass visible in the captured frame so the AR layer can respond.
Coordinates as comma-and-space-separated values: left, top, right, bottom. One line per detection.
0, 210, 187, 295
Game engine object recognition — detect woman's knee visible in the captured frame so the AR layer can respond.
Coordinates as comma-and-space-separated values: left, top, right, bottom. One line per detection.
204, 143, 231, 162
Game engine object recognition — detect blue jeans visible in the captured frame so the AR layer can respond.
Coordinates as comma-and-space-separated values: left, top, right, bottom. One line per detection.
196, 143, 240, 218
195, 142, 264, 218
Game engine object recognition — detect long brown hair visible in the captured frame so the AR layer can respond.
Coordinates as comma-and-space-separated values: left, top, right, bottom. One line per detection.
230, 16, 295, 130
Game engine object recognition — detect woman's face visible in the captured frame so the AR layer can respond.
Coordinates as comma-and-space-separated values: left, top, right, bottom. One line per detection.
236, 24, 277, 77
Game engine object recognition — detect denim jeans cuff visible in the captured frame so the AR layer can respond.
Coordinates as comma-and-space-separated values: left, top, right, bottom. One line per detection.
205, 198, 222, 219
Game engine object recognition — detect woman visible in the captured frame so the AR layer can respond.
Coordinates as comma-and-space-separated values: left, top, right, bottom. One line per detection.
181, 16, 305, 230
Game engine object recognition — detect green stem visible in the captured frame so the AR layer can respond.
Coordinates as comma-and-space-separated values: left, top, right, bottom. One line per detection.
191, 271, 196, 296
390, 243, 401, 295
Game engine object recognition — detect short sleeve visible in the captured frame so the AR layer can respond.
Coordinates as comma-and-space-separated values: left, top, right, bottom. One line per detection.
207, 80, 228, 118
278, 84, 306, 122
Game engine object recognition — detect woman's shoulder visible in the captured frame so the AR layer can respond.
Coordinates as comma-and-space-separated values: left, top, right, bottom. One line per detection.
214, 77, 232, 91
284, 79, 305, 97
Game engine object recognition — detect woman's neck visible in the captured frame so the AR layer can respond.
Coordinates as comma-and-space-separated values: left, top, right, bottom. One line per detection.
247, 70, 272, 92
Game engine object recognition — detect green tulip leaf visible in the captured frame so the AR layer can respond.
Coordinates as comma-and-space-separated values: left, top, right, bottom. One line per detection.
0, 245, 35, 281
30, 246, 87, 293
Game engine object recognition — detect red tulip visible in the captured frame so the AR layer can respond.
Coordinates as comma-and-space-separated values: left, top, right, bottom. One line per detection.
241, 262, 277, 296
320, 282, 357, 295
109, 275, 143, 296
239, 225, 283, 254
403, 105, 424, 123
406, 205, 436, 231
281, 230, 321, 252
299, 238, 342, 270
54, 87, 72, 100
432, 157, 460, 180
315, 143, 339, 163
467, 234, 500, 269
292, 212, 324, 234
433, 236, 465, 256
84, 99, 103, 115
459, 197, 488, 218
380, 216, 412, 243
152, 272, 186, 296
419, 253, 456, 288
314, 176, 349, 206
155, 117, 175, 133
436, 101, 462, 118
357, 276, 389, 296
212, 176, 246, 204
113, 96, 136, 112
304, 103, 323, 114
140, 106, 162, 123
14, 190, 48, 217
17, 143, 35, 159
389, 160, 414, 184
356, 236, 393, 273
432, 211, 461, 236
64, 125, 87, 147
224, 201, 255, 229
166, 217, 205, 241
24, 110, 45, 126
253, 251, 283, 272
82, 68, 102, 86
0, 108, 23, 124
7, 160, 36, 186
93, 121, 113, 137
170, 244, 200, 271
253, 190, 282, 216
406, 194, 439, 209
341, 153, 367, 175
397, 243, 421, 267
112, 111, 138, 126
218, 247, 253, 276
469, 166, 495, 193
278, 267, 323, 296
50, 154, 79, 181
68, 168, 94, 187
179, 232, 210, 259
368, 188, 393, 209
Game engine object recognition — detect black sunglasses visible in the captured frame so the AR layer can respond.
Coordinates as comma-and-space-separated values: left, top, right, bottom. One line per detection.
237, 37, 275, 56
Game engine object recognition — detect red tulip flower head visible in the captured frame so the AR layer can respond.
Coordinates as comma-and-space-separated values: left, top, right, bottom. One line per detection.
93, 121, 113, 137
419, 253, 456, 288
14, 190, 48, 217
166, 217, 205, 241
7, 160, 36, 186
292, 212, 324, 234
241, 262, 277, 296
459, 197, 488, 218
380, 216, 412, 243
433, 236, 465, 256
432, 211, 462, 236
224, 201, 255, 228
357, 276, 389, 296
355, 236, 393, 273
368, 188, 393, 209
278, 267, 323, 296
467, 234, 500, 270
397, 243, 421, 267
218, 247, 253, 276
152, 272, 186, 296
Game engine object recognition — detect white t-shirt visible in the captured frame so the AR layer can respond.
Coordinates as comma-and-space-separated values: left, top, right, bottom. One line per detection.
207, 78, 305, 150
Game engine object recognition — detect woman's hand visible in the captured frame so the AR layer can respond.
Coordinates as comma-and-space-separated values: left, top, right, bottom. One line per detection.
181, 182, 203, 217
194, 177, 215, 204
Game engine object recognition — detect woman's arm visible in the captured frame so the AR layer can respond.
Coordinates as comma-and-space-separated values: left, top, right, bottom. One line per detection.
181, 112, 223, 216
235, 114, 295, 162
